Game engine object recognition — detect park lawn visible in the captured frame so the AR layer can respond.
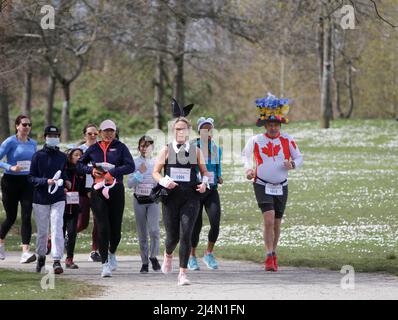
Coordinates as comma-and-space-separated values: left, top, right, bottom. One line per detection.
1, 119, 397, 276
0, 268, 103, 300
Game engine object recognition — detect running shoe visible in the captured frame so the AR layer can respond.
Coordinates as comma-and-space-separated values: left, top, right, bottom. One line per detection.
36, 255, 46, 273
187, 256, 200, 271
20, 251, 36, 264
177, 272, 191, 286
89, 251, 101, 262
140, 264, 149, 273
203, 253, 218, 270
53, 260, 64, 274
65, 257, 79, 269
161, 252, 173, 274
265, 256, 275, 272
0, 244, 5, 260
149, 257, 161, 271
273, 255, 278, 272
101, 262, 112, 278
108, 253, 118, 271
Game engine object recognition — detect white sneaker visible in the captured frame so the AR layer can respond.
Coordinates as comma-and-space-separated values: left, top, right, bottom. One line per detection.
101, 262, 112, 278
161, 252, 173, 274
177, 272, 191, 286
20, 251, 37, 264
0, 245, 5, 260
108, 253, 118, 271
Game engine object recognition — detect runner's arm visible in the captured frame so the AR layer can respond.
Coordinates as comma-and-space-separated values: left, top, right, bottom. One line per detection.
289, 138, 303, 169
242, 136, 255, 173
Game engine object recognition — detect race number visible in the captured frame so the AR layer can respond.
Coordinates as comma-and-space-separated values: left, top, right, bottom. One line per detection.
135, 183, 154, 196
16, 160, 31, 172
170, 168, 191, 182
66, 192, 79, 204
265, 183, 283, 196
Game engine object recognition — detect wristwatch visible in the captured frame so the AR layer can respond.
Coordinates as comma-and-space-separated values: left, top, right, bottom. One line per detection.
291, 161, 296, 169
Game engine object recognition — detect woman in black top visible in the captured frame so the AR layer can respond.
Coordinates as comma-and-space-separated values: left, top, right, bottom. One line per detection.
153, 116, 210, 286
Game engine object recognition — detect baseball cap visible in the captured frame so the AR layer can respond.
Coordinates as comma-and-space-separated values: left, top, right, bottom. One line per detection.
44, 125, 61, 136
99, 119, 116, 131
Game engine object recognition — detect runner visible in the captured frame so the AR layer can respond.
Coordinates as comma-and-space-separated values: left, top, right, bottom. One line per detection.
128, 135, 161, 273
0, 115, 37, 263
29, 126, 70, 274
242, 93, 303, 272
152, 99, 210, 286
78, 124, 101, 262
77, 119, 135, 277
63, 148, 86, 269
188, 117, 223, 271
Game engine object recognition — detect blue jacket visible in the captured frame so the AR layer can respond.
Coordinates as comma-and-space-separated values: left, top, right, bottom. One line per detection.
77, 139, 135, 183
28, 145, 68, 205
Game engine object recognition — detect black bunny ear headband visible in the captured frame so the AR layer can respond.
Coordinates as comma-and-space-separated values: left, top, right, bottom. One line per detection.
172, 98, 195, 118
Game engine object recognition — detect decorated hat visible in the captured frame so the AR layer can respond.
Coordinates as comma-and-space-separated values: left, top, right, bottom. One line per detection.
255, 92, 290, 127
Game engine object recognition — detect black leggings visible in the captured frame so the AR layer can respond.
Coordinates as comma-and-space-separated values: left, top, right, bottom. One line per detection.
162, 187, 200, 268
0, 174, 33, 244
63, 208, 79, 259
191, 188, 221, 248
90, 183, 125, 264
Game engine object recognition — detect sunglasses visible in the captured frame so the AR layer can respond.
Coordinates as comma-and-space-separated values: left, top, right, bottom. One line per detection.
87, 132, 98, 136
21, 123, 32, 127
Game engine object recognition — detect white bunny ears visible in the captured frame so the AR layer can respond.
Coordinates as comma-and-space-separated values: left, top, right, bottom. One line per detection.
48, 170, 64, 195
197, 117, 215, 132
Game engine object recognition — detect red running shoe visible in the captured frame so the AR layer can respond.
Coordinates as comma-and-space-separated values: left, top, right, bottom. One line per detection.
265, 256, 275, 272
273, 255, 278, 272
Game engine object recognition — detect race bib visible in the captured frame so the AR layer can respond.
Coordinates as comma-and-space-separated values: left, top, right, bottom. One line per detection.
17, 160, 31, 172
265, 183, 283, 196
170, 168, 191, 182
135, 183, 154, 196
66, 192, 79, 204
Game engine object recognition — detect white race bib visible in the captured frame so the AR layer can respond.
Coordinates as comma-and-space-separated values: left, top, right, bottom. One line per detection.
135, 183, 154, 196
17, 160, 31, 172
66, 192, 79, 204
265, 183, 283, 196
170, 168, 191, 182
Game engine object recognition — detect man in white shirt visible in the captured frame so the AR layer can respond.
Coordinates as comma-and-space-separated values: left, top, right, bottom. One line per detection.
242, 93, 303, 272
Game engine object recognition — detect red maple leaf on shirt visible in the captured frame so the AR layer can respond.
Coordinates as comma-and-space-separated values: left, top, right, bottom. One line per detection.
262, 141, 280, 159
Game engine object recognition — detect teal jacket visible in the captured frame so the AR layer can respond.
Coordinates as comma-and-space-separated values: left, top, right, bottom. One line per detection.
194, 138, 222, 189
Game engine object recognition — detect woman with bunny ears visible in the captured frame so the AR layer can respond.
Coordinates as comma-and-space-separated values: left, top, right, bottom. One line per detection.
152, 99, 210, 286
188, 117, 223, 271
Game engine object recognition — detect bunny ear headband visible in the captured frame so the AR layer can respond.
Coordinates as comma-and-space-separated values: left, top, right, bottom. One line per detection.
171, 98, 195, 118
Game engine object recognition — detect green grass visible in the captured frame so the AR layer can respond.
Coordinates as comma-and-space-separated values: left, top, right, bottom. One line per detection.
0, 269, 103, 300
1, 118, 398, 278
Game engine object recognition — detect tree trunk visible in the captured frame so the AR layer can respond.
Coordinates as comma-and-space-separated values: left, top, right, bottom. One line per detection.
46, 75, 56, 127
320, 6, 332, 129
61, 83, 70, 142
345, 62, 354, 119
173, 16, 186, 107
317, 16, 324, 89
22, 66, 32, 117
335, 81, 344, 118
0, 81, 10, 141
154, 54, 164, 129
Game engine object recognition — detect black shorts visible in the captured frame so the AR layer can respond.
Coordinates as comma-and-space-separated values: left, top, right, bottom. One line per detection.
253, 182, 288, 219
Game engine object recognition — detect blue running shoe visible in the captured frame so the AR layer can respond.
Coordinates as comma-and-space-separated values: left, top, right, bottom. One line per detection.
187, 256, 200, 271
203, 253, 218, 270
